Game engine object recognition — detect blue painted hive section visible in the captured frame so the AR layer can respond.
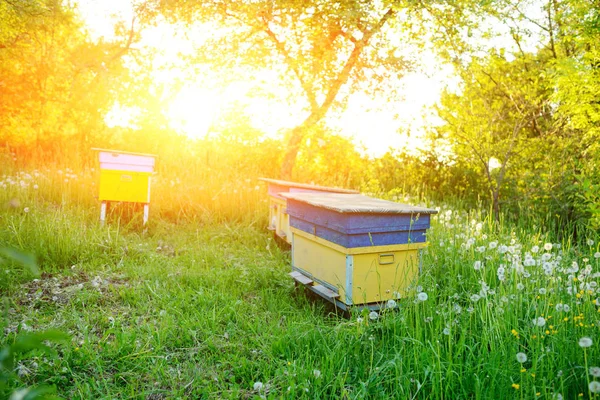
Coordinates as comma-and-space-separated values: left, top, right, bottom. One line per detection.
282, 193, 438, 248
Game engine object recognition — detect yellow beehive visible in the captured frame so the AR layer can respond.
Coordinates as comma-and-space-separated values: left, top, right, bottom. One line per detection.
93, 148, 157, 225
291, 228, 426, 305
283, 193, 438, 310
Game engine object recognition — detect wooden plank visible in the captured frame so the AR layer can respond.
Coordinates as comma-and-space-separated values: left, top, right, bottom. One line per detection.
311, 284, 340, 299
289, 271, 313, 286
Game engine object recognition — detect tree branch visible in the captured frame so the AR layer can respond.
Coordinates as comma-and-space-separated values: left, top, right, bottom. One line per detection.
260, 19, 319, 112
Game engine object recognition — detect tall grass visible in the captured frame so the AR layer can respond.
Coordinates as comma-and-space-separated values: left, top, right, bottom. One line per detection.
1, 155, 599, 399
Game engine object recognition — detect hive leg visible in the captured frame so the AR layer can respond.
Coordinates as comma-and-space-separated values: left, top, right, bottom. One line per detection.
143, 203, 149, 225
100, 201, 107, 226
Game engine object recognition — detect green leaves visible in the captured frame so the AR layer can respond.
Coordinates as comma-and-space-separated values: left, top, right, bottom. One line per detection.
0, 248, 39, 276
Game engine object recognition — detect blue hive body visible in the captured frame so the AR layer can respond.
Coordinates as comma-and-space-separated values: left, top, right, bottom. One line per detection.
283, 193, 437, 248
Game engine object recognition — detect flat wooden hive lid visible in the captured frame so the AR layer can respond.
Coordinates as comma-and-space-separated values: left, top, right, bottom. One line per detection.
281, 192, 438, 214
258, 178, 358, 194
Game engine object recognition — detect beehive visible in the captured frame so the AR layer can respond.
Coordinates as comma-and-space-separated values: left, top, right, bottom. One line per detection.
93, 148, 157, 225
258, 178, 358, 244
283, 192, 437, 310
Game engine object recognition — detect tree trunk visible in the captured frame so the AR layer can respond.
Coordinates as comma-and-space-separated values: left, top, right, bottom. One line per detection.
280, 126, 305, 180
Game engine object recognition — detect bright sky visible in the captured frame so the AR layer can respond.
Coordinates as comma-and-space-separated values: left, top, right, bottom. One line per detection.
75, 0, 457, 157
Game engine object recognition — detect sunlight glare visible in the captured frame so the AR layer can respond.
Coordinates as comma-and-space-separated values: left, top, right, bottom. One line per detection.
167, 87, 219, 139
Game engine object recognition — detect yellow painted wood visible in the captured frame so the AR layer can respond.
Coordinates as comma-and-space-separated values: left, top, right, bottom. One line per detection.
269, 196, 292, 243
292, 233, 348, 300
291, 227, 424, 305
351, 248, 419, 304
99, 170, 151, 203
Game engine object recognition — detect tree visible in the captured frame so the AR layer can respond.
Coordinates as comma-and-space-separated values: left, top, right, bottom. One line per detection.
139, 0, 484, 178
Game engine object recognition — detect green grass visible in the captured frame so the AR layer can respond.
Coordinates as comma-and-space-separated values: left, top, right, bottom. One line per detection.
1, 167, 600, 399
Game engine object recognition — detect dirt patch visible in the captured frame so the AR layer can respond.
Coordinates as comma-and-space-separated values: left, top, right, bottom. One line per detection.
16, 270, 130, 307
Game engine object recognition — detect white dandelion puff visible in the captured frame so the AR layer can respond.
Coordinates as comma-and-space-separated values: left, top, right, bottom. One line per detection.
516, 352, 527, 363
587, 239, 595, 246
589, 366, 600, 377
313, 369, 321, 379
417, 292, 428, 302
532, 317, 546, 327
589, 381, 600, 394
474, 261, 482, 270
253, 382, 264, 391
369, 311, 379, 320
579, 337, 593, 348
386, 299, 397, 309
544, 243, 553, 251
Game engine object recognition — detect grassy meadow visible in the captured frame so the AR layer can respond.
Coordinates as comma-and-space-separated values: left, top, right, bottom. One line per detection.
1, 158, 600, 400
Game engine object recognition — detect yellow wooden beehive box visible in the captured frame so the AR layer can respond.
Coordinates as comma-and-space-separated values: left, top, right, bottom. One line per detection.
283, 193, 438, 310
93, 148, 157, 224
258, 178, 358, 244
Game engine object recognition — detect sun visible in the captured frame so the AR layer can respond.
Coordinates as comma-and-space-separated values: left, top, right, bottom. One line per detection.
166, 87, 220, 139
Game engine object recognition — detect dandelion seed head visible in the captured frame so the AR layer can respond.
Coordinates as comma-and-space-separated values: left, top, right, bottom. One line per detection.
516, 352, 527, 363
532, 316, 546, 327
544, 243, 553, 251
313, 369, 321, 378
417, 292, 428, 302
587, 239, 595, 246
386, 299, 397, 309
579, 337, 593, 348
589, 381, 600, 394
369, 311, 379, 320
589, 366, 600, 377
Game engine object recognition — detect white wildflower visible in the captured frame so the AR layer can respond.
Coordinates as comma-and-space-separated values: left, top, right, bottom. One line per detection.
473, 261, 482, 270
386, 299, 397, 309
369, 311, 379, 320
253, 382, 264, 391
544, 243, 553, 251
417, 292, 428, 302
587, 239, 595, 246
589, 381, 600, 394
488, 241, 498, 249
313, 369, 321, 378
589, 366, 600, 377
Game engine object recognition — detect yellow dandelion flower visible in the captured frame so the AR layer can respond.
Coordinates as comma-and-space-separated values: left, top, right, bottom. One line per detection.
521, 368, 527, 373
545, 330, 550, 335
536, 392, 541, 396
531, 373, 536, 378
576, 293, 582, 298
512, 383, 520, 390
